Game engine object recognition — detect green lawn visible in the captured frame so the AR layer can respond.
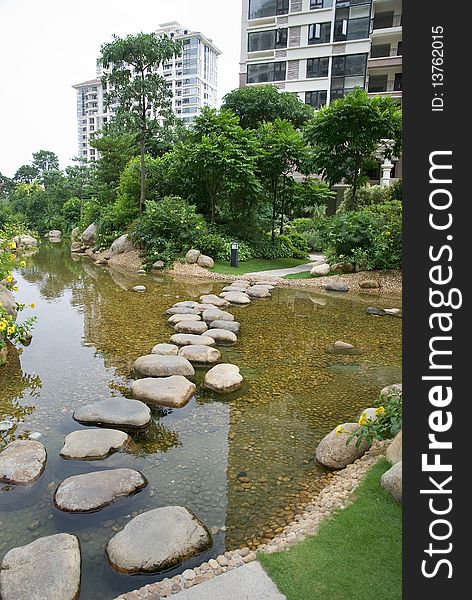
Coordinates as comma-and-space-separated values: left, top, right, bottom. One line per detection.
210, 258, 308, 275
283, 271, 312, 280
259, 460, 402, 600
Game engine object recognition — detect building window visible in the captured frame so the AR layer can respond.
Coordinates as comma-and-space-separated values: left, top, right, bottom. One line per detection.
248, 28, 288, 52
307, 57, 329, 78
308, 22, 331, 45
249, 0, 289, 20
334, 1, 371, 42
370, 43, 391, 58
310, 0, 333, 9
330, 53, 367, 99
394, 72, 402, 91
305, 90, 327, 108
247, 61, 287, 84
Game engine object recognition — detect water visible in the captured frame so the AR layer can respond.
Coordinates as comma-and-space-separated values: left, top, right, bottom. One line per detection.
1, 242, 401, 599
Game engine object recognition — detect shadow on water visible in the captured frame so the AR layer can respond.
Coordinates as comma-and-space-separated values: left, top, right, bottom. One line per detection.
1, 242, 401, 599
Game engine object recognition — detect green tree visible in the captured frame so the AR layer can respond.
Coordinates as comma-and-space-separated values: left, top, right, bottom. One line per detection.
32, 150, 60, 177
304, 89, 402, 210
14, 164, 38, 184
0, 172, 13, 199
222, 85, 314, 130
99, 32, 181, 213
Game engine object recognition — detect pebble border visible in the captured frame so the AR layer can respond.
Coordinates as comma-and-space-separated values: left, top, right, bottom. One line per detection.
114, 440, 389, 600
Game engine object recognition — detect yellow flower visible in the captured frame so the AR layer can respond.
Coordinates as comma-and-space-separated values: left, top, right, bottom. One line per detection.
375, 406, 385, 416
7, 325, 16, 335
335, 425, 345, 435
13, 286, 19, 293
385, 231, 391, 236
0, 322, 6, 331
6, 274, 13, 284
8, 241, 16, 249
20, 261, 27, 267
358, 412, 367, 426
29, 303, 35, 309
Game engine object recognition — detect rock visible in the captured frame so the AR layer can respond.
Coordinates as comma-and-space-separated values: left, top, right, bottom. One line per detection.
73, 398, 151, 429
246, 285, 271, 299
81, 222, 97, 247
380, 461, 402, 502
152, 260, 165, 270
209, 320, 241, 333
106, 506, 211, 573
255, 281, 276, 288
315, 423, 370, 469
168, 314, 202, 325
0, 534, 80, 600
333, 340, 354, 350
28, 432, 42, 441
383, 308, 402, 317
131, 376, 196, 408
205, 328, 238, 345
221, 291, 251, 305
360, 280, 380, 289
326, 340, 363, 355
110, 234, 134, 256
151, 343, 179, 356
173, 320, 209, 335
178, 345, 221, 364
330, 262, 354, 273
204, 364, 244, 393
170, 334, 215, 347
70, 241, 83, 253
0, 440, 46, 485
71, 227, 80, 243
387, 430, 402, 464
133, 354, 195, 379
325, 281, 350, 292
13, 234, 38, 248
186, 249, 201, 264
202, 308, 234, 323
47, 230, 62, 240
131, 285, 146, 293
166, 306, 200, 316
0, 419, 15, 432
380, 383, 402, 401
55, 468, 147, 512
222, 285, 247, 292
0, 284, 17, 318
360, 407, 378, 422
310, 263, 330, 276
60, 429, 129, 460
95, 258, 108, 266
199, 294, 229, 308
173, 301, 201, 308
366, 306, 384, 316
197, 255, 214, 268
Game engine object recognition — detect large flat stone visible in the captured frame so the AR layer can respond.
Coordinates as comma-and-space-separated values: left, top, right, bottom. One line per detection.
0, 533, 81, 600
151, 343, 179, 356
60, 429, 129, 460
246, 286, 271, 298
202, 308, 234, 323
131, 376, 196, 408
209, 320, 241, 333
73, 398, 151, 429
168, 314, 202, 325
204, 364, 244, 393
199, 294, 229, 308
170, 334, 215, 347
166, 306, 200, 316
178, 345, 221, 364
220, 291, 251, 305
0, 440, 46, 485
205, 328, 238, 345
106, 506, 211, 573
133, 355, 195, 379
55, 468, 147, 512
173, 321, 209, 335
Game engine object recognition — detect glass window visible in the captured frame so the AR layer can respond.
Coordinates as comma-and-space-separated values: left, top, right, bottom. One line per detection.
247, 61, 287, 84
248, 28, 288, 52
308, 22, 331, 44
305, 90, 327, 108
311, 0, 333, 8
307, 57, 329, 78
368, 74, 388, 93
331, 53, 367, 99
249, 0, 289, 20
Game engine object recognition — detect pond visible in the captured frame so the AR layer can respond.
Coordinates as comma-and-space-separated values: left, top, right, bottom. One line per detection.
0, 242, 402, 599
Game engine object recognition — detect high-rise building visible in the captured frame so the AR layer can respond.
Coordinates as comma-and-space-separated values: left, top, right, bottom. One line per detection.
72, 22, 221, 161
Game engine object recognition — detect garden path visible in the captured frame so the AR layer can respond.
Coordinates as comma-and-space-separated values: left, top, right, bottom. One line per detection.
246, 253, 325, 278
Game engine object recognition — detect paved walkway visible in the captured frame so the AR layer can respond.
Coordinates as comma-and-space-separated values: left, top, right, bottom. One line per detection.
173, 562, 286, 600
246, 253, 325, 278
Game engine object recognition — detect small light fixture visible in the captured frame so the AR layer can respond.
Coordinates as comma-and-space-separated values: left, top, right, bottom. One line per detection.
230, 241, 239, 268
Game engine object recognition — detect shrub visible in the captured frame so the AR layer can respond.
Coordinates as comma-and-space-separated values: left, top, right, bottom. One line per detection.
61, 197, 82, 231
285, 232, 309, 258
389, 179, 402, 201
196, 231, 253, 262
248, 235, 294, 260
340, 184, 392, 212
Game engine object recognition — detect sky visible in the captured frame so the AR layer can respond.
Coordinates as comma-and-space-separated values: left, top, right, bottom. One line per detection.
0, 0, 242, 177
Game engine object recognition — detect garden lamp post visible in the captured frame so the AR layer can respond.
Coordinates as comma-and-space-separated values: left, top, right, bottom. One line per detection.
230, 241, 239, 268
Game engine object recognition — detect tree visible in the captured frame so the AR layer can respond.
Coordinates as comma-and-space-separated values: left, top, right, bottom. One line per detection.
14, 164, 38, 184
257, 119, 306, 239
0, 172, 13, 199
32, 150, 60, 176
222, 85, 314, 130
99, 32, 181, 213
304, 89, 402, 210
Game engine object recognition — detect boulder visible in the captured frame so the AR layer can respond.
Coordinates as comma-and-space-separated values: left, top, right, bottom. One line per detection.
325, 281, 350, 292
133, 354, 195, 379
186, 249, 201, 264
197, 255, 214, 268
60, 429, 129, 460
168, 314, 202, 325
0, 440, 47, 485
360, 407, 379, 422
315, 423, 370, 469
330, 262, 354, 273
178, 345, 221, 364
246, 286, 271, 298
152, 260, 165, 270
0, 534, 80, 600
199, 294, 230, 308
360, 280, 381, 289
222, 285, 247, 292
170, 334, 215, 347
70, 227, 80, 243
54, 468, 147, 512
205, 328, 238, 345
380, 461, 402, 503
48, 230, 62, 240
151, 343, 179, 356
81, 222, 97, 247
106, 506, 212, 573
221, 291, 251, 305
70, 241, 83, 253
367, 306, 385, 316
202, 308, 234, 323
311, 263, 330, 276
73, 398, 151, 429
0, 284, 17, 318
166, 306, 200, 316
380, 383, 402, 401
204, 364, 244, 393
387, 430, 402, 464
173, 320, 209, 335
110, 233, 134, 256
209, 320, 241, 333
131, 376, 196, 409
13, 234, 38, 248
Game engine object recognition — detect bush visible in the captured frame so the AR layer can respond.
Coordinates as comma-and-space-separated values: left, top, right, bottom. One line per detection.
389, 179, 402, 201
340, 184, 392, 212
248, 235, 294, 260
196, 231, 253, 262
61, 197, 81, 231
285, 232, 309, 258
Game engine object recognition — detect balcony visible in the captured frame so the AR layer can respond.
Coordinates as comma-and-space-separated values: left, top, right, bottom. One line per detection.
369, 45, 402, 69
367, 76, 402, 96
371, 13, 402, 33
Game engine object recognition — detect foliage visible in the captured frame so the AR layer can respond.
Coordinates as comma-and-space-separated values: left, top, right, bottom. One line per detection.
222, 85, 314, 130
13, 164, 39, 184
347, 388, 402, 447
32, 150, 60, 178
60, 197, 82, 231
285, 232, 309, 258
196, 231, 253, 262
291, 178, 335, 219
341, 184, 392, 212
389, 179, 402, 201
246, 235, 295, 260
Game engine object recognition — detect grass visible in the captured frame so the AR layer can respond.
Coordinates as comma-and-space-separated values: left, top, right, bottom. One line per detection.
259, 459, 402, 600
210, 258, 308, 275
283, 271, 312, 280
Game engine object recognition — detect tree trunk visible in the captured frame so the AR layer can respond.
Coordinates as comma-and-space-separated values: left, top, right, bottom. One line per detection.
210, 192, 216, 224
139, 136, 146, 214
350, 162, 360, 211
280, 176, 286, 235
271, 182, 278, 242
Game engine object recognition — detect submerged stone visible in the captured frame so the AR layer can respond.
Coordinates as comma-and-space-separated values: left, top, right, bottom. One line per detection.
209, 320, 241, 333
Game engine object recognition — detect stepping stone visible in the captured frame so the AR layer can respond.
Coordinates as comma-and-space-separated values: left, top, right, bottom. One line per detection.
220, 291, 251, 305
54, 468, 147, 512
173, 320, 209, 335
131, 376, 196, 408
222, 285, 247, 292
255, 281, 276, 288
172, 301, 201, 309
202, 308, 234, 323
178, 345, 221, 364
209, 320, 241, 333
168, 314, 202, 325
131, 285, 146, 293
205, 329, 238, 345
0, 440, 46, 485
73, 398, 151, 429
170, 334, 215, 346
133, 354, 195, 379
106, 506, 212, 574
0, 534, 80, 600
199, 294, 229, 308
166, 306, 200, 316
204, 364, 244, 393
246, 286, 271, 298
233, 280, 250, 288
60, 429, 129, 460
151, 343, 179, 356
325, 281, 350, 292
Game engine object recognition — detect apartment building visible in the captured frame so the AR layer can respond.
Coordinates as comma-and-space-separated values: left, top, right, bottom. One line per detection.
73, 22, 221, 161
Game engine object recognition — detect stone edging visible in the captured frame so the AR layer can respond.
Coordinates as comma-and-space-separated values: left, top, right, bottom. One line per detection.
114, 440, 389, 600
